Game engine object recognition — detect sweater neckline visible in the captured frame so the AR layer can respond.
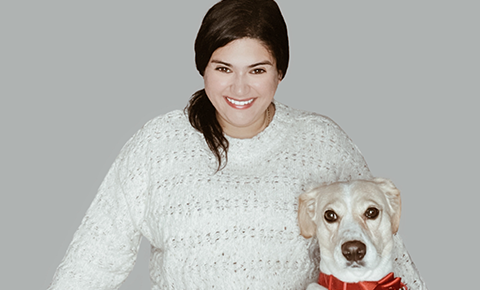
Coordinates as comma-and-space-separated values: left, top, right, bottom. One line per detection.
223, 100, 287, 165
224, 100, 283, 144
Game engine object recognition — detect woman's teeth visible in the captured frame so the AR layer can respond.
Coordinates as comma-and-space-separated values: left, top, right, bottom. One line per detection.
226, 98, 254, 106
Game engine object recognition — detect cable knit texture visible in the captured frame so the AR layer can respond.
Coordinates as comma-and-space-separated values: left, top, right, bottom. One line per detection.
48, 101, 427, 290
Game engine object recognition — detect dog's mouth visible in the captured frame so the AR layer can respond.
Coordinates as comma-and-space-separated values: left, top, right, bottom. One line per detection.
346, 261, 366, 268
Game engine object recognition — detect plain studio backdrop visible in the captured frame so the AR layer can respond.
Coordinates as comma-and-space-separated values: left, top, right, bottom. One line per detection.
1, 1, 478, 289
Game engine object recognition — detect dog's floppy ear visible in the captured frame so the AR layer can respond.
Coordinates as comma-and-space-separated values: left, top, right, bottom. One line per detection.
372, 177, 402, 234
298, 189, 319, 239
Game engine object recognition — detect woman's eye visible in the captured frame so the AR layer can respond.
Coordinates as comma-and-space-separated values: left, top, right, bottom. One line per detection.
215, 67, 231, 73
324, 210, 338, 223
365, 207, 380, 219
251, 68, 266, 74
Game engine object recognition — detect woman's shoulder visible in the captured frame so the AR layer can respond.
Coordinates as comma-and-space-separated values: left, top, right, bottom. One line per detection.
275, 101, 345, 136
122, 109, 192, 149
143, 109, 188, 130
136, 109, 192, 138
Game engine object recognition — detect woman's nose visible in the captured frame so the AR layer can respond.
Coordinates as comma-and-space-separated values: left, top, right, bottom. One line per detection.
231, 73, 250, 96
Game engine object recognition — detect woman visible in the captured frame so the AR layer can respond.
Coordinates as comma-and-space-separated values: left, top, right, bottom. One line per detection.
48, 0, 426, 289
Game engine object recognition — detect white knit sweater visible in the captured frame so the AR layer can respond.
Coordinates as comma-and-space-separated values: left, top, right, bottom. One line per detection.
48, 101, 426, 290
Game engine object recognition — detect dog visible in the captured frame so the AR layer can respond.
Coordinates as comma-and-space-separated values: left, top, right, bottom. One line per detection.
298, 178, 407, 290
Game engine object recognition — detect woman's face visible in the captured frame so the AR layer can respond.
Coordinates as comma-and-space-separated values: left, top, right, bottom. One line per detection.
204, 38, 282, 138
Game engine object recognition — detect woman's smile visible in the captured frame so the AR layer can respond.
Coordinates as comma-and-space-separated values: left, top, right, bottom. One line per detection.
225, 97, 256, 109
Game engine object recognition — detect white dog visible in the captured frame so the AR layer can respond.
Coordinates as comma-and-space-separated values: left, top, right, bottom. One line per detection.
298, 178, 407, 290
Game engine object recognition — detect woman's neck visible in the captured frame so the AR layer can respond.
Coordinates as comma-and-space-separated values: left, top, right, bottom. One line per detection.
220, 103, 275, 139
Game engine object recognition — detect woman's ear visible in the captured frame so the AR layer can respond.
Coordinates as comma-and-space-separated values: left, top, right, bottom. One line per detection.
298, 189, 319, 239
276, 69, 284, 83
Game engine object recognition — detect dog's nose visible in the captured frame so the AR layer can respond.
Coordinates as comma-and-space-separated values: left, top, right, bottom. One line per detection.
342, 240, 366, 262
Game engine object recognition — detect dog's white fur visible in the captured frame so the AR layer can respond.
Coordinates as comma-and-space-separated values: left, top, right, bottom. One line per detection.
298, 178, 401, 290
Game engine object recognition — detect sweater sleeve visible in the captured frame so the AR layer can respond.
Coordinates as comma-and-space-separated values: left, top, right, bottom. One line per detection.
48, 122, 153, 290
392, 234, 429, 290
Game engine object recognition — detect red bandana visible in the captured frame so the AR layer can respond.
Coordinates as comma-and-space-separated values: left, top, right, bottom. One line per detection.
318, 272, 407, 290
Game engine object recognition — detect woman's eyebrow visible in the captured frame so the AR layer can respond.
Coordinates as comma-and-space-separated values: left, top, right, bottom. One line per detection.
248, 61, 274, 68
211, 60, 232, 67
210, 60, 274, 68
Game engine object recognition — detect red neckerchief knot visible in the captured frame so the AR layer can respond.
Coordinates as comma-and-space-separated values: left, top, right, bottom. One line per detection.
318, 272, 407, 290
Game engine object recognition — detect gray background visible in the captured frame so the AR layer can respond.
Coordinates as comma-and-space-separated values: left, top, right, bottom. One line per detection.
1, 0, 478, 289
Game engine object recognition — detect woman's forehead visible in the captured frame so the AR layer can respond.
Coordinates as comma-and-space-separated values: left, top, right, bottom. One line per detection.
209, 38, 276, 66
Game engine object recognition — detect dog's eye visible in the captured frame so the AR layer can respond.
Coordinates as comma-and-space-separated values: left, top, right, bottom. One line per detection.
365, 207, 379, 219
324, 210, 338, 223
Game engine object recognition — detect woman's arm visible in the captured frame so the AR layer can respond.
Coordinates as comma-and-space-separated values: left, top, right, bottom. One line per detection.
392, 234, 429, 290
48, 160, 142, 289
47, 120, 154, 290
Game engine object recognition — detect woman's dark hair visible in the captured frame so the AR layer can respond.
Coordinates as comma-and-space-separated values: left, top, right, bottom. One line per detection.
185, 0, 289, 171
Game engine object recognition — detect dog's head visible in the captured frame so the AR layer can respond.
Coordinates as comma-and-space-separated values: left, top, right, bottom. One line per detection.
298, 178, 401, 282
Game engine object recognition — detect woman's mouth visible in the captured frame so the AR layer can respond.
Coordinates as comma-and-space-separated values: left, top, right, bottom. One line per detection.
225, 97, 255, 109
